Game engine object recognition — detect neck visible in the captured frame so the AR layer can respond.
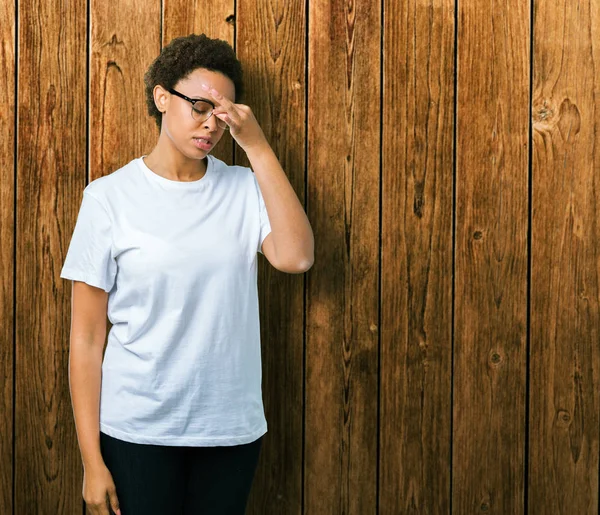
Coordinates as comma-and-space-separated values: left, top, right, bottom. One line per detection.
144, 131, 208, 182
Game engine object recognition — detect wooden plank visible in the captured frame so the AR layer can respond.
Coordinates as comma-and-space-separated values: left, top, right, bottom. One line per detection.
380, 0, 455, 511
16, 0, 87, 512
162, 0, 236, 166
305, 0, 380, 512
162, 0, 233, 46
529, 0, 600, 512
86, 1, 159, 510
90, 0, 161, 178
235, 1, 306, 513
453, 0, 529, 512
0, 0, 15, 512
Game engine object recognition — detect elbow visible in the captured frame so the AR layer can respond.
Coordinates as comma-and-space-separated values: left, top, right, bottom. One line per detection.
295, 257, 314, 274
276, 257, 314, 274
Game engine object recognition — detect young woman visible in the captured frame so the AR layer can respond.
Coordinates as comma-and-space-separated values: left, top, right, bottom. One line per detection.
61, 33, 313, 515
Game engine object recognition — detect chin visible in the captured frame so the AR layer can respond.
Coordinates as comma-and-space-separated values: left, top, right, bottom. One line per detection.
180, 145, 210, 160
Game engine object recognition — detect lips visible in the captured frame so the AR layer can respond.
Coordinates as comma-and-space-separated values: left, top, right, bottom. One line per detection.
192, 137, 213, 150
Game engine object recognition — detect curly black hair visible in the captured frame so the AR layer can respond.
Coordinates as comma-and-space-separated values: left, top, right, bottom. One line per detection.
144, 33, 244, 130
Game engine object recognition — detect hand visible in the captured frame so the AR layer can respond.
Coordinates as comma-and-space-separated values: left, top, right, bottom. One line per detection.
82, 464, 122, 515
201, 83, 268, 152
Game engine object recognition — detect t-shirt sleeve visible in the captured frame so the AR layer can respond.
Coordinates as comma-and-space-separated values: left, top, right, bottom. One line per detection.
251, 171, 272, 255
60, 191, 117, 293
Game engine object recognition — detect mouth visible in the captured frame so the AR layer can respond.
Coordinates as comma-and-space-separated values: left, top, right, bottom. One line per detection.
192, 137, 213, 150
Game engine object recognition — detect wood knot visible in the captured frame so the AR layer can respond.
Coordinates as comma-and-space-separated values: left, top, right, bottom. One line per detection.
557, 98, 581, 141
489, 350, 503, 366
46, 84, 57, 119
101, 33, 124, 47
556, 409, 571, 427
533, 98, 556, 124
413, 181, 424, 218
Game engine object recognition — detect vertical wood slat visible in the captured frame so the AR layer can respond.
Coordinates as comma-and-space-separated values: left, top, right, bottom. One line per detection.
529, 0, 600, 512
453, 0, 530, 512
87, 1, 160, 513
162, 0, 236, 166
0, 0, 15, 513
16, 0, 87, 512
162, 0, 233, 48
90, 0, 161, 179
380, 0, 455, 512
235, 1, 306, 513
305, 0, 381, 513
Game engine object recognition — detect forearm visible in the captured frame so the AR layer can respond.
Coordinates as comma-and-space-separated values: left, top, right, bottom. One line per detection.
245, 142, 314, 268
69, 341, 105, 471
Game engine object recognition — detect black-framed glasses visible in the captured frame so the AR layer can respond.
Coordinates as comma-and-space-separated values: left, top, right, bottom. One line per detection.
167, 87, 229, 130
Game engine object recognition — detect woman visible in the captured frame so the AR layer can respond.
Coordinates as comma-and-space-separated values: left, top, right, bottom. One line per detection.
61, 33, 314, 515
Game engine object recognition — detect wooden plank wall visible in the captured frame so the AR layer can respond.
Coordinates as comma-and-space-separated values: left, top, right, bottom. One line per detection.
1, 0, 598, 513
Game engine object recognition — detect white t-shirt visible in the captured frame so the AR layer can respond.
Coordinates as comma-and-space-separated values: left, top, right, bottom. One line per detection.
60, 154, 272, 446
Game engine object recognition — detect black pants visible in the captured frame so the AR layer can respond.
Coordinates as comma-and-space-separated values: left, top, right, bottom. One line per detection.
99, 431, 264, 515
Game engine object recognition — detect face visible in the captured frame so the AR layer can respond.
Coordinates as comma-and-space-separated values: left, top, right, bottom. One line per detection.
153, 68, 236, 160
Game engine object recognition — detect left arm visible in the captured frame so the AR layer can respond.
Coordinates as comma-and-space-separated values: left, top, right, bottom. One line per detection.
245, 142, 314, 273
200, 81, 314, 273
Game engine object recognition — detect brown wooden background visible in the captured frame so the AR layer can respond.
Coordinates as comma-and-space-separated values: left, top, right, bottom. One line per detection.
1, 0, 598, 513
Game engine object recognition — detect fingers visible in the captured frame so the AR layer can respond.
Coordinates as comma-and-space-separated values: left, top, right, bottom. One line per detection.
201, 83, 234, 109
214, 111, 232, 128
201, 84, 242, 127
85, 497, 110, 515
107, 488, 121, 515
84, 490, 120, 515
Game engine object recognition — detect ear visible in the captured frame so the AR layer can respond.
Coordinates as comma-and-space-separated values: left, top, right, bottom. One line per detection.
153, 85, 169, 113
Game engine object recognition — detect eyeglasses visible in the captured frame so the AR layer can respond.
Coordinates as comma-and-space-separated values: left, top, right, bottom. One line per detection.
167, 87, 229, 130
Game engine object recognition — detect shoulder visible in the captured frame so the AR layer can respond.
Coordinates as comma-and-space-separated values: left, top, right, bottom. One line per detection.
209, 155, 255, 188
82, 158, 139, 205
209, 154, 252, 177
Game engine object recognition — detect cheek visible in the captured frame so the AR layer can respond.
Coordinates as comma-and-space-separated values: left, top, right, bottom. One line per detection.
165, 112, 192, 141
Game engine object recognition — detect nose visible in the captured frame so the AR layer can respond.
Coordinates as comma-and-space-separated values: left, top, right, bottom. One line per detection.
203, 113, 219, 131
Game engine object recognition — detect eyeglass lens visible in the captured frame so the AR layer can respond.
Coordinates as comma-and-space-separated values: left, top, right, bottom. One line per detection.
191, 101, 229, 129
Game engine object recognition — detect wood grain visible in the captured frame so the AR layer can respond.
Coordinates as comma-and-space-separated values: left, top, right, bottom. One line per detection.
380, 0, 455, 512
0, 0, 15, 512
305, 0, 381, 512
16, 0, 87, 512
453, 0, 530, 512
161, 0, 236, 167
90, 0, 160, 178
7, 0, 600, 512
235, 0, 306, 512
529, 0, 600, 512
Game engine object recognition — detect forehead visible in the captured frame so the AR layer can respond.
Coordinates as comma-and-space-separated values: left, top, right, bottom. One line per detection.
176, 68, 236, 103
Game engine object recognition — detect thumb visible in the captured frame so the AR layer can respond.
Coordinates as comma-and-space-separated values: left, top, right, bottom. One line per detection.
107, 489, 121, 515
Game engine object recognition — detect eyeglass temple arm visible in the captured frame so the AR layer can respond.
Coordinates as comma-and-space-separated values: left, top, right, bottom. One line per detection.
168, 88, 216, 109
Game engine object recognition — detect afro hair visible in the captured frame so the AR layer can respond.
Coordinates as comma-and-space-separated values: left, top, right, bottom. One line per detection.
144, 33, 244, 130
